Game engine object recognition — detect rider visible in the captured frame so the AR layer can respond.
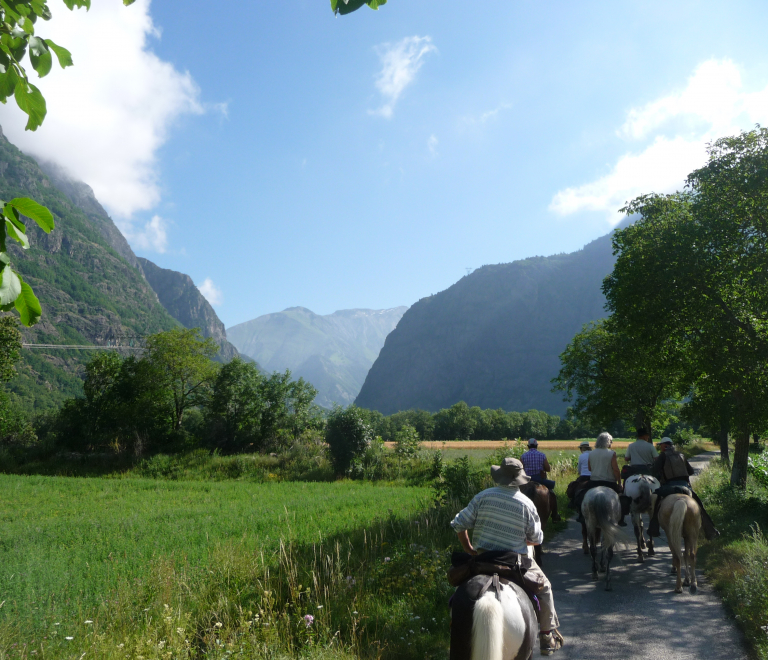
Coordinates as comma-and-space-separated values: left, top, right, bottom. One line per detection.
623, 427, 659, 480
576, 441, 592, 482
521, 438, 562, 522
573, 432, 625, 525
521, 438, 556, 490
451, 457, 565, 656
647, 438, 720, 540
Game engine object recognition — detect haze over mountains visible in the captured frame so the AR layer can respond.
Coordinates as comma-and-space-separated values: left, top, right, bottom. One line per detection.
0, 125, 241, 411
356, 232, 619, 416
227, 307, 407, 408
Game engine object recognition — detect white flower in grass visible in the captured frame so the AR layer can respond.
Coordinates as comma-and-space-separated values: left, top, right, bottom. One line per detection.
65, 636, 73, 640
316, 605, 323, 609
84, 620, 93, 624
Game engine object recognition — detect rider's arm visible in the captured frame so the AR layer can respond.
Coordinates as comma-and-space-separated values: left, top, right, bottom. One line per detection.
623, 448, 631, 463
611, 453, 621, 483
542, 458, 551, 474
456, 530, 477, 555
525, 506, 544, 547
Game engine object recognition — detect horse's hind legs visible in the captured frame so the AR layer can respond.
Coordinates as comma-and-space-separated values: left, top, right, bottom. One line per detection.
646, 535, 655, 557
589, 534, 598, 581
673, 554, 683, 593
633, 521, 644, 562
688, 548, 698, 594
604, 546, 614, 591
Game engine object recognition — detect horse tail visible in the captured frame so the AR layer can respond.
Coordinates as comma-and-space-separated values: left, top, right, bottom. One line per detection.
634, 480, 652, 512
667, 497, 687, 558
594, 493, 630, 549
471, 592, 505, 660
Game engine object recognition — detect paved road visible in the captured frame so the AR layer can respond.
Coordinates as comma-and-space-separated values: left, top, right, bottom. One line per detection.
544, 452, 748, 660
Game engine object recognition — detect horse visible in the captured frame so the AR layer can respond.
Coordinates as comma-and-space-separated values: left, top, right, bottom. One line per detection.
520, 481, 557, 566
450, 574, 539, 660
659, 493, 701, 594
581, 487, 628, 590
623, 474, 660, 562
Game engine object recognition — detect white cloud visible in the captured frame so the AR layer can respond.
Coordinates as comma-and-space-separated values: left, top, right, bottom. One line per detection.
427, 134, 438, 156
370, 36, 436, 119
198, 278, 223, 306
0, 0, 203, 221
462, 102, 513, 125
126, 215, 169, 254
550, 59, 768, 224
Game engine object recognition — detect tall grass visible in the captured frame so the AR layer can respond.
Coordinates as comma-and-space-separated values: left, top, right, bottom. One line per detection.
696, 461, 768, 659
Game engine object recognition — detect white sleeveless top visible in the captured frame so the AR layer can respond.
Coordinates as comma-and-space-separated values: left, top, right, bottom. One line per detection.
589, 448, 616, 482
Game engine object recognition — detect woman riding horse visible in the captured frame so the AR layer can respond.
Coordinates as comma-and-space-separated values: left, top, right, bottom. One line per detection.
572, 433, 624, 525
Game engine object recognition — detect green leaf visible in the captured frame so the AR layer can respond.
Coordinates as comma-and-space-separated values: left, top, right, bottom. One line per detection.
0, 223, 6, 253
14, 278, 41, 326
0, 251, 9, 265
8, 197, 54, 232
123, 0, 136, 5
333, 0, 385, 13
5, 219, 28, 249
14, 80, 47, 131
29, 36, 52, 78
0, 66, 19, 103
0, 263, 22, 305
62, 0, 90, 9
44, 39, 73, 68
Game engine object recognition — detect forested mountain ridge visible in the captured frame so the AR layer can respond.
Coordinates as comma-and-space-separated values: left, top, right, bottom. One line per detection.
227, 306, 408, 408
355, 232, 618, 416
0, 126, 240, 411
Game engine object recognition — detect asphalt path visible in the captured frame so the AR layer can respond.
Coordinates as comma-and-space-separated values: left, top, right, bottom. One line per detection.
543, 452, 748, 660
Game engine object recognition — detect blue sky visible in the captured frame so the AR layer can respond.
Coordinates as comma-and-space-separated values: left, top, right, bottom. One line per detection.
2, 0, 768, 327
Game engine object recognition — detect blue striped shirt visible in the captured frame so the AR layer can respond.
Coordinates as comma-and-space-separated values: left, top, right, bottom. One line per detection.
450, 485, 543, 555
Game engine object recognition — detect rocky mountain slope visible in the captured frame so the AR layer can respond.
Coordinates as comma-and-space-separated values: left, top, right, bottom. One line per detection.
0, 126, 239, 411
355, 233, 618, 416
138, 258, 239, 363
227, 306, 407, 408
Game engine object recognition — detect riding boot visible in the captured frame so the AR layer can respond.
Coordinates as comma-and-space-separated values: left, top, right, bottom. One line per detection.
618, 495, 630, 526
689, 490, 720, 540
548, 490, 562, 522
648, 498, 662, 537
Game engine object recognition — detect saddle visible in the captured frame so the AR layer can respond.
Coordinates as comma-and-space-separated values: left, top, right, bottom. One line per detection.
448, 550, 546, 595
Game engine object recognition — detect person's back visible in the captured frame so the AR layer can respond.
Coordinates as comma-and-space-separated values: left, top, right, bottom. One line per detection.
577, 451, 591, 476
660, 449, 692, 485
625, 439, 658, 467
589, 447, 616, 482
521, 447, 546, 479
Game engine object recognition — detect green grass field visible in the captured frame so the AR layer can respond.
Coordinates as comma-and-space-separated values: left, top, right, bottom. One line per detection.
0, 476, 438, 659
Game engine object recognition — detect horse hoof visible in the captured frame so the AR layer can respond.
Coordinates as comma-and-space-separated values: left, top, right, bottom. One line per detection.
648, 549, 655, 557
683, 578, 690, 587
605, 584, 613, 592
675, 586, 683, 594
690, 584, 698, 595
583, 548, 590, 555
592, 573, 598, 581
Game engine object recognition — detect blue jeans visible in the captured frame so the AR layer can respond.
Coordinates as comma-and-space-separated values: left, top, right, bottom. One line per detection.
531, 475, 556, 490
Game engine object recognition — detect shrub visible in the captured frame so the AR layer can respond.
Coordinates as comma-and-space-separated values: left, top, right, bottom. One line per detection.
394, 424, 420, 458
325, 405, 373, 475
749, 452, 768, 489
433, 455, 490, 505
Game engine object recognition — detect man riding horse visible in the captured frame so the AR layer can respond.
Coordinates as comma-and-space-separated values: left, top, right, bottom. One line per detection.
647, 438, 720, 541
521, 438, 562, 523
622, 427, 659, 481
450, 457, 565, 656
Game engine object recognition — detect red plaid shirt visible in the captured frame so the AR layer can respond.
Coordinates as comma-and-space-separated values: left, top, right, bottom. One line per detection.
521, 448, 547, 477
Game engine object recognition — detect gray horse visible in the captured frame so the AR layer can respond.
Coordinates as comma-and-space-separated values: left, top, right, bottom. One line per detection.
581, 487, 629, 591
623, 474, 660, 562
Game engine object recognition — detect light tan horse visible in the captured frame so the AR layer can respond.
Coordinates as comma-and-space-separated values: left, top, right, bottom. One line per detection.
659, 493, 701, 594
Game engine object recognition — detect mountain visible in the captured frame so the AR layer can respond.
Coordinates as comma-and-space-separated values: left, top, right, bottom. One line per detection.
355, 233, 618, 416
0, 126, 240, 412
137, 258, 239, 363
227, 306, 408, 408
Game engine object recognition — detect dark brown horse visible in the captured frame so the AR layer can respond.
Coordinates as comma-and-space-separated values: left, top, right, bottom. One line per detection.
521, 482, 560, 565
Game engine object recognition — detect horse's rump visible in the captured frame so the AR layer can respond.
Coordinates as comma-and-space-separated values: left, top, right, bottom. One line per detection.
450, 575, 537, 660
624, 475, 660, 511
582, 487, 629, 549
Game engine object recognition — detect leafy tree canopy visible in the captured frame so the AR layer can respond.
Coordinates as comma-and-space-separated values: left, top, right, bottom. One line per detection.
330, 0, 386, 15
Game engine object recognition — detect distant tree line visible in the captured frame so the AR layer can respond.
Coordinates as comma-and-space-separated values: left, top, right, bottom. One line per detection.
355, 401, 628, 442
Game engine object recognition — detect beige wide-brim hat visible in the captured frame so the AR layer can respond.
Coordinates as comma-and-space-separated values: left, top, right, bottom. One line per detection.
579, 441, 591, 448
491, 457, 531, 486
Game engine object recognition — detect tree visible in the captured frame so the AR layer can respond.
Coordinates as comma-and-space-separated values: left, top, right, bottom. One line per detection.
325, 405, 373, 475
605, 127, 768, 488
144, 327, 218, 432
206, 357, 264, 450
330, 0, 386, 15
0, 316, 22, 381
433, 401, 476, 440
552, 318, 680, 437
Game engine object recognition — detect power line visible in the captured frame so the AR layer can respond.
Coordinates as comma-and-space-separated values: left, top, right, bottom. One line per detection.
22, 344, 143, 350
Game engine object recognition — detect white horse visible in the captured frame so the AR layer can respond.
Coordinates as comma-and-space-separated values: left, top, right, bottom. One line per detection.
450, 547, 539, 660
623, 474, 660, 562
581, 487, 629, 591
